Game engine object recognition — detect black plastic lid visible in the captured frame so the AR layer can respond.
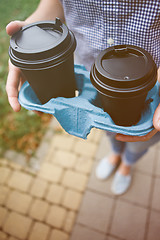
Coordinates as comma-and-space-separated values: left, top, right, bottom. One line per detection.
9, 18, 76, 69
91, 45, 157, 97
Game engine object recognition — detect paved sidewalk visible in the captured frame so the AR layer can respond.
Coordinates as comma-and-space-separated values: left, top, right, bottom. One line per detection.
71, 133, 160, 240
0, 118, 102, 240
0, 118, 160, 240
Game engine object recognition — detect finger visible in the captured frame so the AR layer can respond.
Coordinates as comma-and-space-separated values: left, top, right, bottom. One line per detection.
6, 63, 22, 112
115, 128, 158, 142
6, 20, 26, 36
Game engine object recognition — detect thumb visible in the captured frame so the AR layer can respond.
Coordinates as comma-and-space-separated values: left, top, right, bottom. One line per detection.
6, 20, 26, 36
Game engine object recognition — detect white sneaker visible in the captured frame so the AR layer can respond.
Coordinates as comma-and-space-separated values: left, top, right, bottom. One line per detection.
95, 157, 117, 180
111, 171, 132, 195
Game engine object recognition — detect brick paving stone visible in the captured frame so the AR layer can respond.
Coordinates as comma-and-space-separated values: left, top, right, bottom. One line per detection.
28, 157, 41, 171
29, 199, 49, 221
3, 212, 32, 240
77, 190, 113, 233
121, 171, 152, 207
0, 167, 11, 184
0, 186, 9, 205
62, 170, 88, 192
155, 150, 160, 176
9, 163, 22, 171
38, 163, 63, 183
46, 184, 64, 204
5, 151, 26, 167
74, 140, 97, 158
63, 211, 76, 233
28, 222, 50, 240
51, 135, 75, 151
0, 207, 8, 227
147, 210, 160, 240
30, 178, 48, 198
86, 129, 97, 142
6, 191, 32, 214
8, 161, 23, 170
151, 177, 160, 210
0, 158, 9, 167
4, 150, 18, 162
8, 171, 33, 192
110, 200, 147, 240
44, 144, 56, 162
49, 229, 68, 240
9, 160, 22, 171
74, 156, 93, 174
35, 141, 50, 160
62, 189, 82, 211
135, 147, 156, 175
70, 224, 106, 240
155, 140, 160, 149
108, 237, 119, 240
43, 119, 55, 140
13, 153, 27, 167
87, 128, 103, 143
53, 150, 77, 168
8, 237, 19, 240
0, 231, 7, 240
46, 205, 67, 228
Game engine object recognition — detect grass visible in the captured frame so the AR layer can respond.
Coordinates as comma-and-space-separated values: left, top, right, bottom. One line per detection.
0, 0, 52, 157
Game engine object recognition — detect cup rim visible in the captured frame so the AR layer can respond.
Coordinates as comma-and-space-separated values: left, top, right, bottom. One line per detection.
9, 20, 76, 69
90, 62, 157, 98
90, 45, 157, 97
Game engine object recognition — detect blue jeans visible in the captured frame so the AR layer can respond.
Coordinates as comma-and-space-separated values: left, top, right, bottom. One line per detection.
107, 131, 160, 166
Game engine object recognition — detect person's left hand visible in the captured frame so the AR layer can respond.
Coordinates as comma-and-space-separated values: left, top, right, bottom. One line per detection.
115, 67, 160, 142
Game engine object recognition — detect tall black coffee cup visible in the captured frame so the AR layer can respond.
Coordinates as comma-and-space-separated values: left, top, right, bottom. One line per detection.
9, 18, 77, 104
90, 45, 157, 126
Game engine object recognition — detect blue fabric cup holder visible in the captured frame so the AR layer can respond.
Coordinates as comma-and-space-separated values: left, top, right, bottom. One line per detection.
19, 64, 160, 139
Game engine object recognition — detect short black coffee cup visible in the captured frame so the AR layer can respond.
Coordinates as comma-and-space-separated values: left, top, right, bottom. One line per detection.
9, 18, 77, 104
90, 45, 157, 126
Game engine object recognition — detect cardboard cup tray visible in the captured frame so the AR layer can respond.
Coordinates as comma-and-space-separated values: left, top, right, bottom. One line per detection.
19, 64, 160, 139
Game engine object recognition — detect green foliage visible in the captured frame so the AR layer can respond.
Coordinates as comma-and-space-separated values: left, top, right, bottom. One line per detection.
0, 0, 39, 26
0, 0, 51, 156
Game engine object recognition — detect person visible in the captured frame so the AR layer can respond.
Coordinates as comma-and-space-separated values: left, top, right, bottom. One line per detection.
6, 0, 160, 195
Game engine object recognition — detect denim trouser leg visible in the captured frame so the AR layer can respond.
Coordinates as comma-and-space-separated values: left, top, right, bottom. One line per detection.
123, 131, 160, 166
107, 132, 126, 154
107, 131, 160, 166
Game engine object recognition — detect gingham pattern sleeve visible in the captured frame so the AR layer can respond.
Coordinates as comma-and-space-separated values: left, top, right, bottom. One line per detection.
60, 0, 160, 70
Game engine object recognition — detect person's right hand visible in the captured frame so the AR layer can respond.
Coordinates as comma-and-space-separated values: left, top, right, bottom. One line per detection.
6, 20, 27, 112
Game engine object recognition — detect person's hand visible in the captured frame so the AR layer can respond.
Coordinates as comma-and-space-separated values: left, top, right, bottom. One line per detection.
6, 21, 43, 116
116, 128, 158, 142
6, 20, 26, 112
115, 67, 160, 142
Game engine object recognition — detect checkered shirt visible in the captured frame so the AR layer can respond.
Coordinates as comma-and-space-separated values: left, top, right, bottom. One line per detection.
60, 0, 160, 70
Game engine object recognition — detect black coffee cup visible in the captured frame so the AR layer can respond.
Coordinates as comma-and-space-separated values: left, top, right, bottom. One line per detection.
90, 45, 157, 126
9, 18, 77, 104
